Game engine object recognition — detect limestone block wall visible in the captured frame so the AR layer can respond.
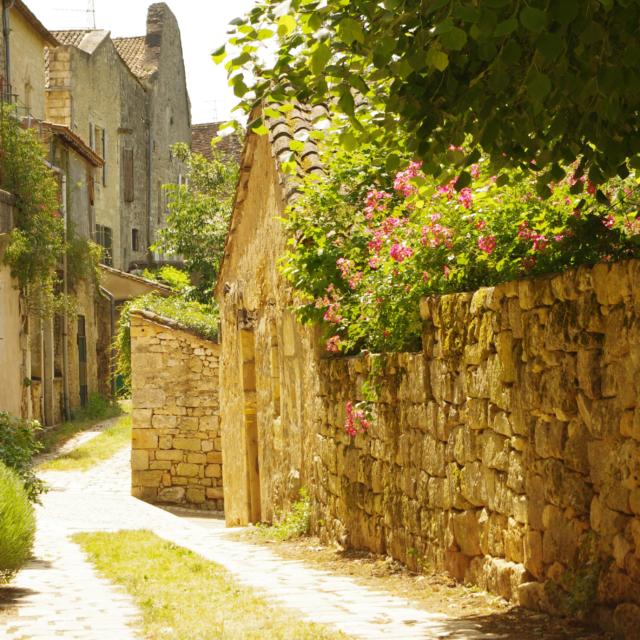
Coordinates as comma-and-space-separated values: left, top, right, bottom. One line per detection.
312, 259, 640, 628
130, 311, 222, 511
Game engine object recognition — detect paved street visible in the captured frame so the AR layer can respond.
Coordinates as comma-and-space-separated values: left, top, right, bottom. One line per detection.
0, 430, 496, 639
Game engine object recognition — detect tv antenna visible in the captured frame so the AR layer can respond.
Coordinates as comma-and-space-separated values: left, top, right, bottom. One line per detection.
87, 0, 96, 29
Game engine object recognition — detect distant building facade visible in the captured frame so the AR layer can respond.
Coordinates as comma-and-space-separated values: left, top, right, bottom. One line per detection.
45, 3, 191, 271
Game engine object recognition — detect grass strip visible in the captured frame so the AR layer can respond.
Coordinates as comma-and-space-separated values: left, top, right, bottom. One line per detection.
40, 398, 123, 454
38, 415, 131, 472
73, 530, 349, 640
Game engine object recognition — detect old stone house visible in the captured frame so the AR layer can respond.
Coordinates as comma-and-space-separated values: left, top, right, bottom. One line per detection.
215, 106, 640, 630
214, 105, 325, 526
46, 2, 191, 272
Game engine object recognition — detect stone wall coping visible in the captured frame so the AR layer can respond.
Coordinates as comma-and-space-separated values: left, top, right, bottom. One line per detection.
131, 309, 220, 348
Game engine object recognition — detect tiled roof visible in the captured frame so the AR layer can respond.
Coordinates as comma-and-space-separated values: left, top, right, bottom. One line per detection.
214, 102, 327, 296
51, 29, 95, 47
265, 103, 326, 202
113, 36, 152, 80
191, 122, 243, 165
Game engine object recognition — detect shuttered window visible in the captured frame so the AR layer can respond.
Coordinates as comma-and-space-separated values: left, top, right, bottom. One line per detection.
122, 148, 134, 202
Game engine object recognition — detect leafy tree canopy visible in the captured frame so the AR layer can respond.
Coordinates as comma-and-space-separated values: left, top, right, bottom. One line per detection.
153, 143, 238, 303
219, 0, 640, 192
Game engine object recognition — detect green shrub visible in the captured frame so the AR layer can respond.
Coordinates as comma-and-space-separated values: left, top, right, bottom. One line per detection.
0, 411, 45, 502
257, 488, 311, 542
0, 461, 36, 583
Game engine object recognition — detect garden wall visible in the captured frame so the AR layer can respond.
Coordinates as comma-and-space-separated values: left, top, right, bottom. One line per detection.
130, 311, 223, 511
312, 259, 640, 633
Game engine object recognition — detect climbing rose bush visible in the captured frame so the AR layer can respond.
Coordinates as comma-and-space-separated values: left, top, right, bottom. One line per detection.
281, 139, 640, 358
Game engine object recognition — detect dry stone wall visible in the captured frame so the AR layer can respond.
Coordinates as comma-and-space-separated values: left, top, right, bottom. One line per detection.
313, 259, 640, 634
130, 311, 223, 511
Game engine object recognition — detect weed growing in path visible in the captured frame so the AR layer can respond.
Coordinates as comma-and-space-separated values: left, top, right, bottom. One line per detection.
73, 530, 349, 640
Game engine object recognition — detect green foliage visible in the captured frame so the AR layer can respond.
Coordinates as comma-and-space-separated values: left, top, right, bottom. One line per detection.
257, 488, 311, 542
0, 104, 100, 315
115, 292, 219, 395
0, 104, 64, 313
67, 231, 102, 291
545, 531, 602, 616
221, 0, 640, 188
142, 265, 191, 292
153, 143, 238, 302
282, 136, 640, 354
0, 411, 45, 502
0, 462, 36, 583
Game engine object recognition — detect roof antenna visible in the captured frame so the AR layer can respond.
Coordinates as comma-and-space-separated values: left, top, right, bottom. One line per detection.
87, 0, 96, 29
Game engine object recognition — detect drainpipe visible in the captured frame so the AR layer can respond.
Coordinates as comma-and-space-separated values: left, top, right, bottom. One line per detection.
61, 172, 70, 421
39, 314, 45, 422
146, 109, 153, 267
2, 0, 15, 101
46, 160, 71, 421
98, 285, 116, 398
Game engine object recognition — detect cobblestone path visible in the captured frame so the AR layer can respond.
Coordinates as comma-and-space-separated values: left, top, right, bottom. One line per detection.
2, 438, 505, 639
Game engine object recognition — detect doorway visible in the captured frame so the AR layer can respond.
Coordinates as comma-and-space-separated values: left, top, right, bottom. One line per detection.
77, 315, 88, 407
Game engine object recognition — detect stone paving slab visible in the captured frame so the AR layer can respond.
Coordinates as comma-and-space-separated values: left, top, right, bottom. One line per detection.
2, 446, 496, 639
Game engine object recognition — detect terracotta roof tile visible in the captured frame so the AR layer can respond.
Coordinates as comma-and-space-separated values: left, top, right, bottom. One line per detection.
51, 29, 95, 47
113, 36, 153, 80
191, 122, 243, 165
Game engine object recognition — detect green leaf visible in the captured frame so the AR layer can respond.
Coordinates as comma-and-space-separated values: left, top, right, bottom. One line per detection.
337, 17, 365, 45
520, 6, 546, 33
440, 27, 468, 51
426, 47, 449, 71
338, 89, 355, 117
454, 5, 481, 23
257, 29, 274, 40
493, 18, 518, 37
527, 72, 551, 101
550, 0, 580, 25
211, 45, 226, 64
385, 153, 400, 172
537, 33, 563, 59
454, 171, 471, 190
277, 15, 296, 38
289, 140, 305, 152
310, 43, 331, 75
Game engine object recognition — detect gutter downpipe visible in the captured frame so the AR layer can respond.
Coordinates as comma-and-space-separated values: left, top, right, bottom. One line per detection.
46, 160, 71, 422
2, 0, 15, 101
98, 286, 116, 398
61, 172, 70, 421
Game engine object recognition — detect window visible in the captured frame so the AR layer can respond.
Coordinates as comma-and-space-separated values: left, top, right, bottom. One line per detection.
95, 224, 113, 266
131, 228, 139, 252
122, 148, 134, 202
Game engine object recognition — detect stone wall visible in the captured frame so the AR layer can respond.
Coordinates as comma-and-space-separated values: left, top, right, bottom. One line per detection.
312, 259, 640, 633
130, 311, 222, 510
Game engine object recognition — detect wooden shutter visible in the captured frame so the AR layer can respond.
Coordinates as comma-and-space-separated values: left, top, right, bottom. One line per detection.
87, 171, 95, 206
102, 129, 108, 186
122, 148, 134, 202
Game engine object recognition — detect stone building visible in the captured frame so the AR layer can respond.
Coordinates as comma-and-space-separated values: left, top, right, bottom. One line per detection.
215, 107, 640, 634
0, 0, 58, 117
46, 2, 191, 271
214, 105, 325, 526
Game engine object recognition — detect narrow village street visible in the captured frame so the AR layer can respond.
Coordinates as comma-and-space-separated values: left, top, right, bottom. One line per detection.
0, 420, 486, 640
0, 419, 611, 639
